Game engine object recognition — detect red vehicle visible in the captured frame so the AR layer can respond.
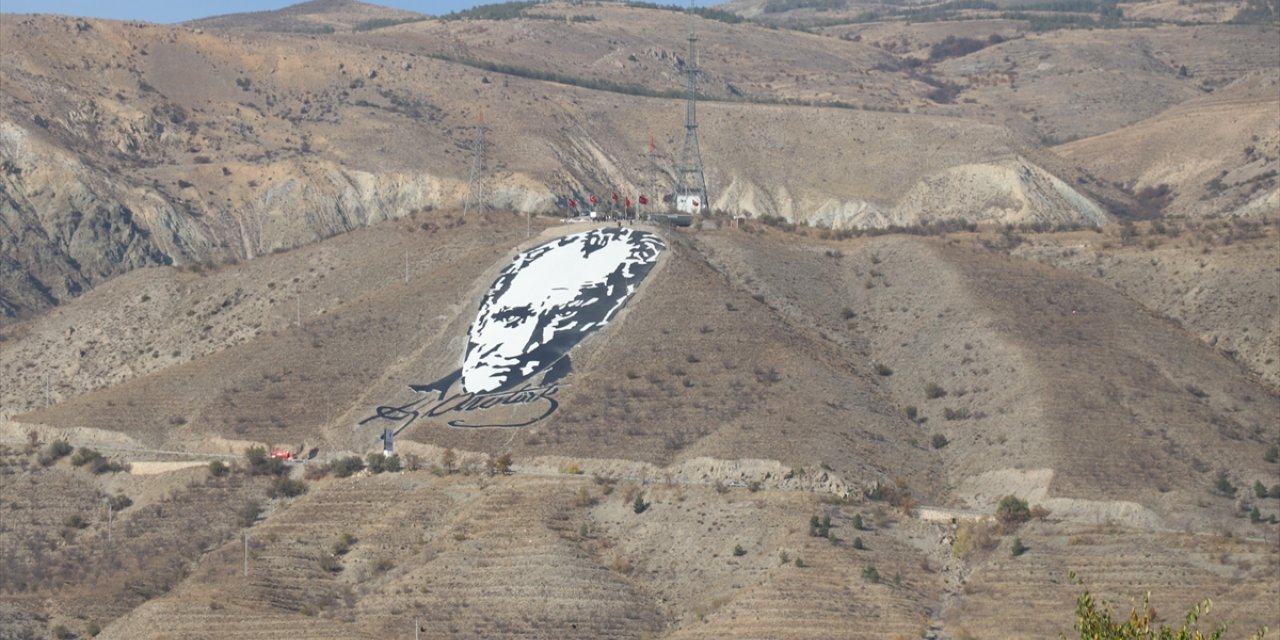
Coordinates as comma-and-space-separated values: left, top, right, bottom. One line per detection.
270, 450, 295, 461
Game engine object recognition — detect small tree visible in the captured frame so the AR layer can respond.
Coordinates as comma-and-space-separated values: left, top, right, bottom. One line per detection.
208, 460, 230, 477
852, 536, 865, 550
862, 564, 880, 583
633, 494, 649, 514
268, 476, 308, 498
996, 495, 1031, 528
1010, 537, 1028, 557
1213, 471, 1237, 498
441, 448, 457, 474
931, 434, 949, 449
733, 544, 746, 556
47, 440, 73, 459
852, 513, 866, 530
1264, 444, 1278, 464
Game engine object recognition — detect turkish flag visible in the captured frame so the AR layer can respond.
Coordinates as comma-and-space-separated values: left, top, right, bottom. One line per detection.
638, 195, 649, 205
625, 197, 631, 208
589, 194, 597, 205
569, 199, 578, 209
612, 193, 619, 202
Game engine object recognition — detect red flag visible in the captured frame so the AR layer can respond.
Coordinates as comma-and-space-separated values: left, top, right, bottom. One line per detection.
692, 198, 700, 208
569, 198, 578, 209
589, 194, 597, 206
625, 197, 631, 208
649, 136, 656, 153
612, 193, 619, 202
638, 195, 649, 205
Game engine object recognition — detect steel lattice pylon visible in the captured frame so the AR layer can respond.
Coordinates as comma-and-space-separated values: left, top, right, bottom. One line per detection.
674, 5, 707, 214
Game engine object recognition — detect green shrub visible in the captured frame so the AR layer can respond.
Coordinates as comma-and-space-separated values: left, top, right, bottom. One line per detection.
852, 536, 865, 550
330, 456, 365, 478
1213, 471, 1237, 498
905, 405, 918, 421
794, 557, 806, 568
47, 439, 73, 459
1265, 445, 1279, 463
862, 564, 880, 583
852, 513, 865, 530
932, 433, 950, 449
244, 446, 288, 476
1256, 481, 1269, 499
107, 494, 132, 511
70, 447, 128, 474
996, 495, 1031, 526
633, 494, 650, 514
733, 544, 747, 556
332, 533, 357, 556
1011, 537, 1028, 557
208, 460, 230, 477
925, 383, 947, 399
64, 514, 89, 529
238, 501, 263, 527
268, 476, 308, 498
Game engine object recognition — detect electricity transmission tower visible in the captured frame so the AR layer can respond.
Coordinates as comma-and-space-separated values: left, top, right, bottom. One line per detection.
463, 111, 487, 216
674, 3, 708, 214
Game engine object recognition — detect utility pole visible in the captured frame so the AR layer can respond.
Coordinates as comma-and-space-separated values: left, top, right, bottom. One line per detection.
243, 532, 249, 577
415, 617, 421, 640
404, 250, 410, 284
105, 497, 113, 544
45, 372, 51, 407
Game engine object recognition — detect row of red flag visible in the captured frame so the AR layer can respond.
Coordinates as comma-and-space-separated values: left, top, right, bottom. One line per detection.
567, 192, 649, 210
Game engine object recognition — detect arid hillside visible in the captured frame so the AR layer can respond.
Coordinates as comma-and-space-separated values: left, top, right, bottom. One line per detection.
8, 0, 1276, 317
3, 212, 1278, 639
2, 1, 1278, 639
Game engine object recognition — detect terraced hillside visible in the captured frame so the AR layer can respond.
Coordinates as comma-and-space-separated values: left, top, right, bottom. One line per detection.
5, 212, 1278, 638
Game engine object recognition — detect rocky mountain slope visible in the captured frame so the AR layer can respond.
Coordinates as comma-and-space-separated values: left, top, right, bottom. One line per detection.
8, 0, 1274, 317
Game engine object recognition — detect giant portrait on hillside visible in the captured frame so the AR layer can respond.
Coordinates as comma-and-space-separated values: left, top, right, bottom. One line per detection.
361, 227, 665, 431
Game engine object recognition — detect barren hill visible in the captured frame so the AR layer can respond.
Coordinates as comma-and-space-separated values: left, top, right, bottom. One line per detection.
186, 0, 424, 33
2, 2, 1279, 638
1057, 71, 1280, 219
4, 213, 1278, 638
14, 1, 1254, 317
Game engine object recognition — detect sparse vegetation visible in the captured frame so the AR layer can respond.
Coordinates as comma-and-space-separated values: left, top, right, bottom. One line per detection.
244, 447, 288, 476
69, 447, 129, 474
208, 460, 230, 477
268, 476, 308, 498
925, 383, 948, 399
1067, 573, 1266, 639
329, 456, 365, 478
